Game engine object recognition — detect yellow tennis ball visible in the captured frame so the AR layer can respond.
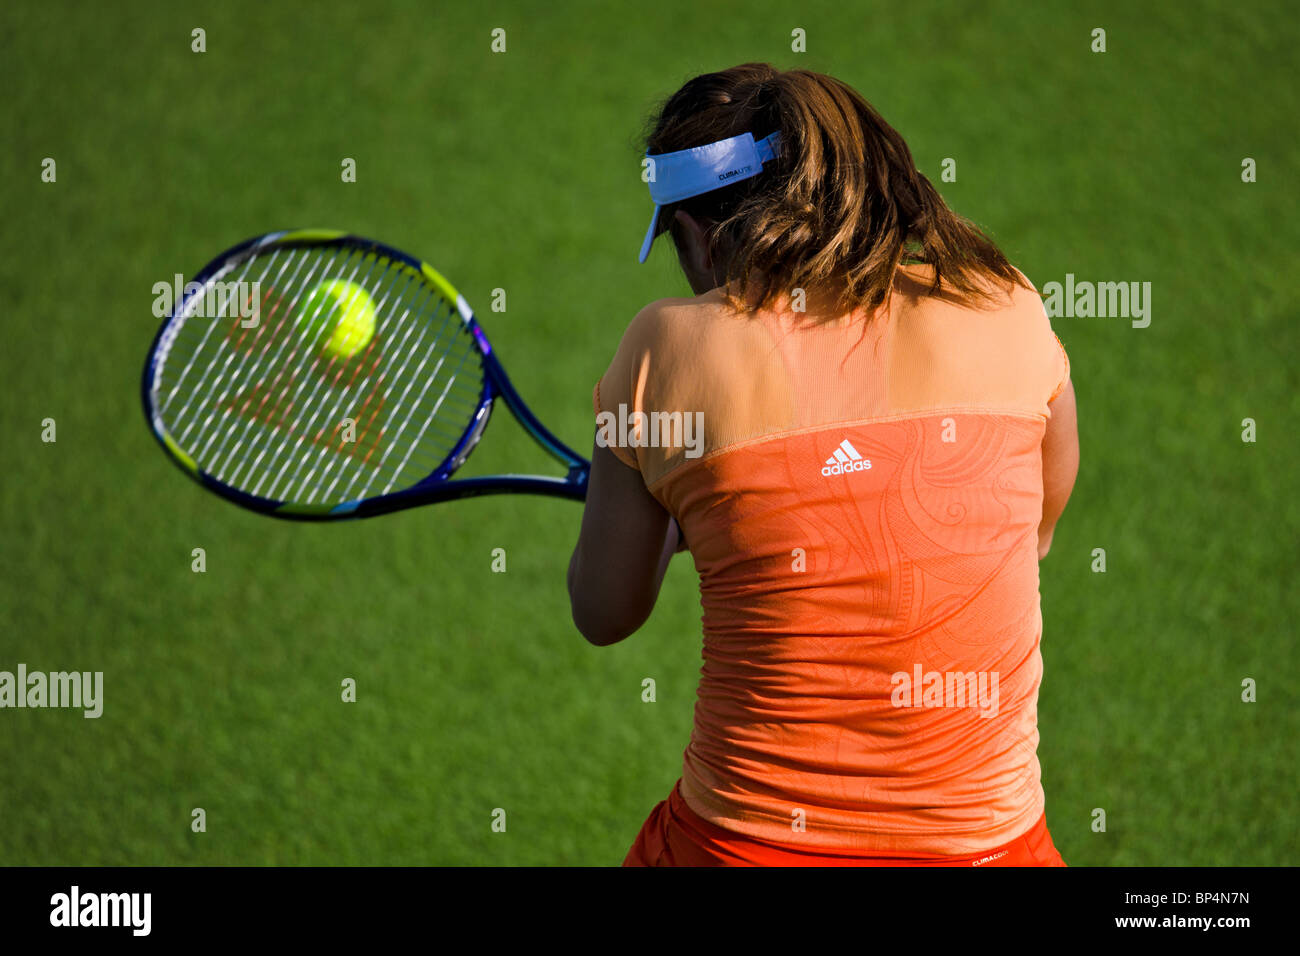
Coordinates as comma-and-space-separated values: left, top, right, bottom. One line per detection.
298, 279, 377, 359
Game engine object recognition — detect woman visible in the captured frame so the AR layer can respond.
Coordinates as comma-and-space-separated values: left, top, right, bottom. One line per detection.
567, 64, 1078, 866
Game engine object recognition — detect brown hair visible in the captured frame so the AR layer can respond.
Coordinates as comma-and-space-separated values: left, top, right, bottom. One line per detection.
644, 63, 1029, 313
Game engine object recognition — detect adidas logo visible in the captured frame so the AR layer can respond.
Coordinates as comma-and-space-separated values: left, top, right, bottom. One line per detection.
821, 439, 872, 476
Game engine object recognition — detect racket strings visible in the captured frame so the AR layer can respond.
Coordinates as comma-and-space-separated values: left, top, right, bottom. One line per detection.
152, 242, 486, 507
200, 246, 364, 481
245, 249, 401, 499
166, 245, 345, 451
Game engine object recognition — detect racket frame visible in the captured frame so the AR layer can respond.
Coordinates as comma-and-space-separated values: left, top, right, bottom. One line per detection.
142, 230, 590, 520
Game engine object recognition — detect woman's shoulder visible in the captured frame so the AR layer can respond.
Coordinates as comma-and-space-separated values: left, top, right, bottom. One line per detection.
627, 287, 735, 326
888, 263, 1067, 413
619, 287, 764, 354
893, 261, 1042, 310
890, 263, 1056, 347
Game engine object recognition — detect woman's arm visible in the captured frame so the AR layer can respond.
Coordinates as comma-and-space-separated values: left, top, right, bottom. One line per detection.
567, 442, 680, 646
1038, 377, 1079, 559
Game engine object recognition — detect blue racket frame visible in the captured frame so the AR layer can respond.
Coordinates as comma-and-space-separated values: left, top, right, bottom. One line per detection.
142, 231, 591, 520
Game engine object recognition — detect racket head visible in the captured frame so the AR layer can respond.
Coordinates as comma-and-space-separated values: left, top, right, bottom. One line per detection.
142, 231, 495, 519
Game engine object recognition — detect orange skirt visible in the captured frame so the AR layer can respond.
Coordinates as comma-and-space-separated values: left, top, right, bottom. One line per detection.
624, 780, 1066, 867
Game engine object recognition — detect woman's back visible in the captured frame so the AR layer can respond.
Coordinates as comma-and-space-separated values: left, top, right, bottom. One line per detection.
595, 264, 1069, 854
570, 63, 1077, 865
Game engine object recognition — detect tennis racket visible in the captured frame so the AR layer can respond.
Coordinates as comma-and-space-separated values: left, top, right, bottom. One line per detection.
142, 230, 589, 520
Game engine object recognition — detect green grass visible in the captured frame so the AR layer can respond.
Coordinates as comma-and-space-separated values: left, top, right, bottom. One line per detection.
1, 0, 1296, 865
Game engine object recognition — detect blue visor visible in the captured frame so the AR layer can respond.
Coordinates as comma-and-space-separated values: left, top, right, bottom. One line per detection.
638, 130, 782, 263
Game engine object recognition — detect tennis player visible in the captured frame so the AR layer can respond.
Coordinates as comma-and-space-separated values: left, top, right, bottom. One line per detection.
567, 64, 1078, 866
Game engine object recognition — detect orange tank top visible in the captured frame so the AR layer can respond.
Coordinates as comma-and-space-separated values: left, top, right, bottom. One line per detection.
594, 266, 1070, 854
